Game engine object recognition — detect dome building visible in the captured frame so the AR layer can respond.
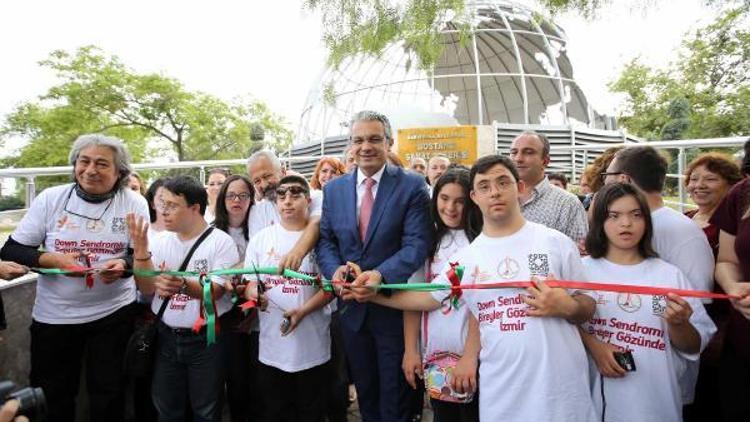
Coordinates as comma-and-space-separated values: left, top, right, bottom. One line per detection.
297, 0, 611, 144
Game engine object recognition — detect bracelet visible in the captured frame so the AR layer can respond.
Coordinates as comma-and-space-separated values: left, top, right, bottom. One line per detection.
134, 251, 152, 261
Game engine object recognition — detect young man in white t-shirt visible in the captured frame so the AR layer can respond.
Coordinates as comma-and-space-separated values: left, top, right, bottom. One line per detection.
244, 175, 333, 421
348, 154, 598, 422
128, 176, 239, 422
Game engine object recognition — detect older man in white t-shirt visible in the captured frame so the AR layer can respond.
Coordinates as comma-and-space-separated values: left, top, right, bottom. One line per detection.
352, 154, 598, 422
604, 145, 715, 405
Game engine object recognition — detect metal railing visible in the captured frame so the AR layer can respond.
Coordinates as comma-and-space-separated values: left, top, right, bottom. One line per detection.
548, 137, 749, 212
0, 137, 747, 211
0, 156, 325, 207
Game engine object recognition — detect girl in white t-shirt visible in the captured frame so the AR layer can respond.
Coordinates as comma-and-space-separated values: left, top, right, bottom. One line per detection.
580, 183, 716, 422
404, 167, 480, 421
212, 174, 257, 422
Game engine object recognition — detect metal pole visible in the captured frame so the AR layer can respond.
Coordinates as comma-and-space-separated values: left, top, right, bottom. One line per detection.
677, 147, 686, 213
199, 166, 206, 185
25, 176, 36, 207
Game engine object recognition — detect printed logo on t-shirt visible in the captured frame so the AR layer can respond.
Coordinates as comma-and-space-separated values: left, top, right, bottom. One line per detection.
111, 217, 126, 234
497, 257, 520, 279
617, 293, 642, 313
57, 215, 80, 231
651, 295, 667, 316
169, 293, 190, 311
86, 219, 105, 233
193, 259, 209, 274
527, 253, 549, 276
470, 266, 492, 282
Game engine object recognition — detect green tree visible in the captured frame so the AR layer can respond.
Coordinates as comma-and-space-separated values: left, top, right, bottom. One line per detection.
305, 0, 745, 70
609, 6, 750, 140
0, 46, 293, 172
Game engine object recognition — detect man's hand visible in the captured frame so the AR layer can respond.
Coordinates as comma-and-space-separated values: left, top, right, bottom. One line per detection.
0, 399, 29, 422
0, 262, 27, 281
587, 338, 627, 378
450, 354, 478, 395
244, 281, 268, 311
98, 259, 126, 284
523, 277, 578, 319
278, 249, 304, 274
402, 351, 423, 389
154, 274, 183, 298
345, 270, 381, 303
126, 213, 149, 255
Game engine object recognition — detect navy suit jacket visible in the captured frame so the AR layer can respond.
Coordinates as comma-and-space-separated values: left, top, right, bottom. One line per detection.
317, 164, 432, 333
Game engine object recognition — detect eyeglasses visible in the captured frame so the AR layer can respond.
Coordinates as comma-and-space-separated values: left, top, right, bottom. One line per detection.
156, 200, 184, 214
275, 185, 308, 199
600, 171, 623, 181
474, 178, 515, 195
226, 193, 252, 202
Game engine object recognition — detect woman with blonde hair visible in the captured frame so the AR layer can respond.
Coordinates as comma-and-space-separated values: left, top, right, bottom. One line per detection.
310, 156, 346, 190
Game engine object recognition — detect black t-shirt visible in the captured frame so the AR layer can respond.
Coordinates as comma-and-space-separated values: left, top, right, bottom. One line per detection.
0, 292, 6, 330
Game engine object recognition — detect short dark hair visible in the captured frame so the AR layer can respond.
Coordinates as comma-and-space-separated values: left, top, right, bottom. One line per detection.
614, 146, 668, 193
162, 175, 208, 215
470, 154, 520, 188
585, 183, 658, 260
517, 131, 550, 158
145, 177, 171, 223
278, 174, 310, 196
548, 172, 568, 189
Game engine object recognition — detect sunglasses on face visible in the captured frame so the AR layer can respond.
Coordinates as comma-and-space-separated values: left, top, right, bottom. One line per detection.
275, 185, 308, 199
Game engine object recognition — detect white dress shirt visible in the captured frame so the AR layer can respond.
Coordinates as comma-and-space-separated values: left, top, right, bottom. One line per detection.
356, 165, 385, 219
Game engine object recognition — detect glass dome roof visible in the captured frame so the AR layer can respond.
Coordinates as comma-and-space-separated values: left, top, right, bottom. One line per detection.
298, 1, 601, 143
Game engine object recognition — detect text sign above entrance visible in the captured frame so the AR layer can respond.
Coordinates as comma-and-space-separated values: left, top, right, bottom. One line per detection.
397, 126, 478, 166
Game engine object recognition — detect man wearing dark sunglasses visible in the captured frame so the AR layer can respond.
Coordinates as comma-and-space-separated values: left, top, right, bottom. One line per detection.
244, 175, 333, 421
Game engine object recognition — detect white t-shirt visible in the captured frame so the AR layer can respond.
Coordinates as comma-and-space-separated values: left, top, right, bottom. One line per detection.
244, 224, 330, 372
651, 206, 715, 403
12, 184, 149, 324
247, 190, 322, 238
431, 222, 597, 422
581, 258, 716, 422
150, 227, 239, 329
227, 226, 248, 261
203, 208, 215, 224
409, 230, 471, 358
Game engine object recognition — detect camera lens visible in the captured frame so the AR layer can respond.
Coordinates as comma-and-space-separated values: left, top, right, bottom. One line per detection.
9, 387, 47, 419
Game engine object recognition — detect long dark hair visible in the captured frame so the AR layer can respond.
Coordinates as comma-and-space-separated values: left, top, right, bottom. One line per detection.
213, 175, 254, 241
585, 183, 658, 260
429, 167, 480, 258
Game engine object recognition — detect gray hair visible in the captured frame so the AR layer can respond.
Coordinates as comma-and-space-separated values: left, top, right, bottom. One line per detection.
69, 134, 132, 188
349, 110, 393, 143
516, 131, 550, 158
246, 149, 282, 173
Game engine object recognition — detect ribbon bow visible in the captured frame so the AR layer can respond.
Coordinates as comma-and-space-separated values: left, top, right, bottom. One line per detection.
441, 262, 464, 314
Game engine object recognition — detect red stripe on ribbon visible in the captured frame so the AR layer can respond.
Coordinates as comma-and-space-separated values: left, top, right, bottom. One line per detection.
452, 280, 737, 300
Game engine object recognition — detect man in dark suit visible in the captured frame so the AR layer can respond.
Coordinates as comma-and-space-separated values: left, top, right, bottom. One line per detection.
317, 111, 432, 422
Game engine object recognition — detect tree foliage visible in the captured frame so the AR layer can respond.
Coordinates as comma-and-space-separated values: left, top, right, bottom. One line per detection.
0, 46, 293, 172
609, 6, 750, 140
305, 0, 746, 70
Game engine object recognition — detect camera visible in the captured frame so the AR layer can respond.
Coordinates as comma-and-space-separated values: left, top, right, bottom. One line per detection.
0, 381, 46, 420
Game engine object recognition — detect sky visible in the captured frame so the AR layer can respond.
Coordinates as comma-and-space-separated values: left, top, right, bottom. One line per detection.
0, 0, 722, 158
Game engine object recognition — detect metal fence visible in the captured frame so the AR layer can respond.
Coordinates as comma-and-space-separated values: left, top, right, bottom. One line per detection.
0, 132, 747, 211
